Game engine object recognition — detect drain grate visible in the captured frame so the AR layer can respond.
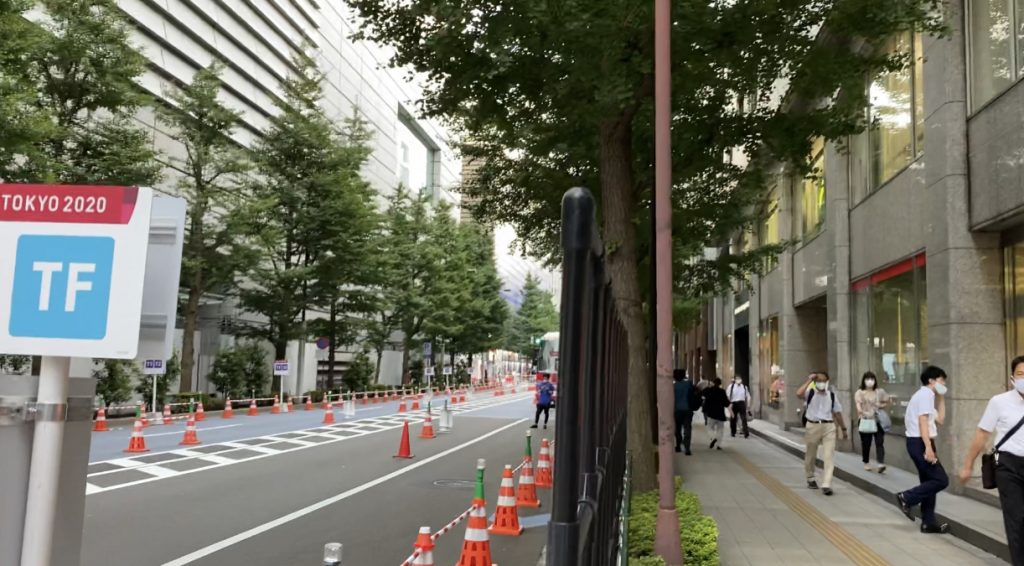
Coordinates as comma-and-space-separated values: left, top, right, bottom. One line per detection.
433, 479, 475, 489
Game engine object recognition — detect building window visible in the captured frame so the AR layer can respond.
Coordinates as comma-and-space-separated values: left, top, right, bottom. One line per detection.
968, 0, 1020, 110
759, 189, 780, 271
850, 253, 928, 430
1005, 242, 1024, 357
758, 316, 780, 410
851, 33, 925, 203
795, 137, 826, 239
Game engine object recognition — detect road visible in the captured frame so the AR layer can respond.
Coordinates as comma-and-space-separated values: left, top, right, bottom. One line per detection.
81, 391, 552, 566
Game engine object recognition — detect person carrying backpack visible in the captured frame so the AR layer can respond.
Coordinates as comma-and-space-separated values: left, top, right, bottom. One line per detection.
674, 369, 701, 455
797, 372, 849, 496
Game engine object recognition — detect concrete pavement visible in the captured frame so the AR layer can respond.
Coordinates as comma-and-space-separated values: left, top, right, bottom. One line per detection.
81, 395, 552, 566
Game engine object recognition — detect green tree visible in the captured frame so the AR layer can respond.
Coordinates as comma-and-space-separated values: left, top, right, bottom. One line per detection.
93, 359, 138, 406
3, 0, 160, 185
207, 347, 246, 398
134, 353, 179, 408
0, 0, 50, 176
238, 56, 372, 394
507, 274, 558, 356
342, 349, 374, 392
347, 0, 942, 491
0, 354, 31, 374
239, 343, 269, 396
446, 224, 508, 361
158, 63, 254, 393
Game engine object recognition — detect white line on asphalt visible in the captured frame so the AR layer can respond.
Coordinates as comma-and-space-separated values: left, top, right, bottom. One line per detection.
85, 483, 101, 495
145, 424, 240, 438
137, 465, 178, 478
219, 442, 280, 455
160, 418, 529, 566
106, 458, 146, 469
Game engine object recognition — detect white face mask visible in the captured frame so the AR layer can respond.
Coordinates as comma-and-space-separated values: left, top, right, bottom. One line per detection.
815, 382, 827, 391
1013, 378, 1024, 394
934, 382, 948, 396
865, 379, 876, 388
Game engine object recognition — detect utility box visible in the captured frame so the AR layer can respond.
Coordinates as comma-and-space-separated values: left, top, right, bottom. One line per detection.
0, 374, 96, 566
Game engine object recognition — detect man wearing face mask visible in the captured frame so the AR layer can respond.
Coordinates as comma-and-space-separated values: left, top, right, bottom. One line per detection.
727, 376, 751, 438
895, 365, 950, 534
797, 372, 848, 496
958, 355, 1024, 564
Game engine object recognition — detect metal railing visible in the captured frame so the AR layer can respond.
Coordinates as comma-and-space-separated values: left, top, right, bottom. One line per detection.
547, 187, 630, 566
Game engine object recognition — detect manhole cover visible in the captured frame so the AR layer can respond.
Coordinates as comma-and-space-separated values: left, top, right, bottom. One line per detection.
433, 479, 475, 489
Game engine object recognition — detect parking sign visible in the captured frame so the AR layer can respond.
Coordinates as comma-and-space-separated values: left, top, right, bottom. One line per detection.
0, 185, 152, 358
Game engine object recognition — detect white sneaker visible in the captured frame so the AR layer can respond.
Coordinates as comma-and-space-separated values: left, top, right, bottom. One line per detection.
864, 464, 874, 472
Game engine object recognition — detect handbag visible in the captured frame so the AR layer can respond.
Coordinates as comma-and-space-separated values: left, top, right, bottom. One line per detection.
876, 409, 892, 433
982, 414, 1024, 489
858, 417, 878, 434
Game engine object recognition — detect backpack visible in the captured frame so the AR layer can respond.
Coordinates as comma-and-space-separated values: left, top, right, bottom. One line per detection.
687, 383, 703, 412
801, 389, 836, 427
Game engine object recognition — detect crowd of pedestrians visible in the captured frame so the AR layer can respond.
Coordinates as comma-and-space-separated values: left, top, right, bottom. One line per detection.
672, 358, 1024, 562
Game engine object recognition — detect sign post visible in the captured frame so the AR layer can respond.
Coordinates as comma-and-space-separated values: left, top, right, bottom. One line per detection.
0, 185, 155, 566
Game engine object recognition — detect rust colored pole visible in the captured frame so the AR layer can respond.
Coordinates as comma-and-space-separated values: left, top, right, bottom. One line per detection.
654, 0, 684, 563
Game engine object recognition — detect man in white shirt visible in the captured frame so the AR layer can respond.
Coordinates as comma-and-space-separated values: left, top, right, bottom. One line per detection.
959, 355, 1024, 564
896, 365, 950, 534
796, 372, 848, 496
727, 376, 751, 438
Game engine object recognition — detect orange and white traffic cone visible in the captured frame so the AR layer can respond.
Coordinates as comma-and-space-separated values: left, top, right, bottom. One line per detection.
411, 398, 420, 411
223, 398, 234, 419
323, 401, 335, 424
139, 404, 150, 428
247, 398, 258, 416
162, 404, 173, 425
271, 395, 281, 415
124, 419, 149, 453
286, 397, 294, 413
536, 438, 553, 488
411, 526, 435, 566
394, 421, 414, 459
489, 465, 523, 536
305, 396, 313, 411
196, 401, 205, 422
92, 407, 109, 432
419, 407, 436, 439
179, 413, 201, 446
373, 391, 380, 404
398, 398, 407, 413
517, 431, 541, 508
457, 459, 493, 565
322, 393, 330, 410
360, 391, 369, 405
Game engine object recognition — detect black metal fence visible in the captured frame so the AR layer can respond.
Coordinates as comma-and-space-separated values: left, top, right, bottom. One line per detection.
547, 187, 630, 566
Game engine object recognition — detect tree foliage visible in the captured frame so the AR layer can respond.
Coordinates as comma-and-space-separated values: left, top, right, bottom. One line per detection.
0, 354, 31, 375
208, 343, 268, 398
347, 0, 944, 490
506, 273, 558, 356
158, 63, 254, 393
93, 359, 139, 406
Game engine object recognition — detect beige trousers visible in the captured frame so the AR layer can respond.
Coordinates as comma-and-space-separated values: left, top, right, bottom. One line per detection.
804, 422, 837, 487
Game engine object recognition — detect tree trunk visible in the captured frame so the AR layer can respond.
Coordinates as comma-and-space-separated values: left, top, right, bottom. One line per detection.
599, 116, 657, 493
326, 301, 337, 391
401, 342, 410, 385
179, 283, 202, 393
273, 339, 287, 395
373, 345, 384, 384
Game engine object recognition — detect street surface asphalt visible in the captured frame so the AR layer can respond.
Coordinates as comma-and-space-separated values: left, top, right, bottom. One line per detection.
81, 391, 552, 566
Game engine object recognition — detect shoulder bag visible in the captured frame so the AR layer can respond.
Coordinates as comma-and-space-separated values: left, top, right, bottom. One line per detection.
982, 414, 1024, 489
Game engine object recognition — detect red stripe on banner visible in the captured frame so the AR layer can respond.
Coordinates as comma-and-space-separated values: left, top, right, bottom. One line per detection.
850, 252, 925, 291
0, 184, 138, 224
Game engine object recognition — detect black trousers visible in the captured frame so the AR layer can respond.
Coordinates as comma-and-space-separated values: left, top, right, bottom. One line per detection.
859, 428, 885, 464
730, 401, 748, 437
903, 437, 949, 526
996, 452, 1024, 566
674, 410, 693, 451
534, 403, 551, 425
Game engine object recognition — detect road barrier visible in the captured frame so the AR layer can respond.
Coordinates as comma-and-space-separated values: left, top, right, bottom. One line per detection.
547, 188, 629, 566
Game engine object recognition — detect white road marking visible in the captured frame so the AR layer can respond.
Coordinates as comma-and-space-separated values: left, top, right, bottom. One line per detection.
85, 483, 101, 495
106, 458, 146, 469
220, 442, 280, 455
160, 418, 529, 566
145, 424, 240, 438
137, 465, 178, 478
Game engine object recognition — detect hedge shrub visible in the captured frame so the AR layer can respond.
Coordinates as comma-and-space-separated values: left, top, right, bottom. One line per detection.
627, 477, 719, 565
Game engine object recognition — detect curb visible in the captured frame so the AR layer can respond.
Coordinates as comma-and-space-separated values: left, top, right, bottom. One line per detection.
749, 426, 1012, 563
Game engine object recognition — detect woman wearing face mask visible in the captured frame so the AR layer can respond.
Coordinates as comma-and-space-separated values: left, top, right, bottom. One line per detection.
855, 371, 889, 473
958, 356, 1024, 564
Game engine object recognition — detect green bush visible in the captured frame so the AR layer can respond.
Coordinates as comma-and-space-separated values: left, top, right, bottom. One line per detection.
627, 477, 720, 565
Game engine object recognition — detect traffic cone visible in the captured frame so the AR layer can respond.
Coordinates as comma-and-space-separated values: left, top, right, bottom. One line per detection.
322, 392, 330, 410
93, 407, 109, 432
411, 398, 420, 411
411, 526, 435, 566
305, 396, 313, 411
138, 404, 149, 428
196, 401, 205, 422
124, 419, 149, 453
399, 397, 408, 412
536, 438, 553, 488
517, 431, 541, 508
419, 406, 436, 439
460, 392, 466, 403
394, 421, 414, 459
373, 391, 380, 404
162, 404, 173, 425
323, 401, 335, 424
457, 459, 493, 565
223, 398, 234, 419
179, 414, 201, 446
247, 398, 258, 416
286, 397, 294, 413
271, 395, 281, 415
489, 465, 523, 536
360, 391, 369, 405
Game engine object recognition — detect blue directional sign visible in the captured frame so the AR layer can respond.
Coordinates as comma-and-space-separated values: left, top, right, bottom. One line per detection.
9, 235, 114, 339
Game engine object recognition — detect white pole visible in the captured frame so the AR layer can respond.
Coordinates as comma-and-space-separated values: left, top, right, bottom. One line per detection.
151, 373, 158, 421
20, 356, 70, 566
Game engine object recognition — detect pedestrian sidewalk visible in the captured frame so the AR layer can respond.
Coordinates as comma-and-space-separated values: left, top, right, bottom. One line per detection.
675, 420, 1009, 566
